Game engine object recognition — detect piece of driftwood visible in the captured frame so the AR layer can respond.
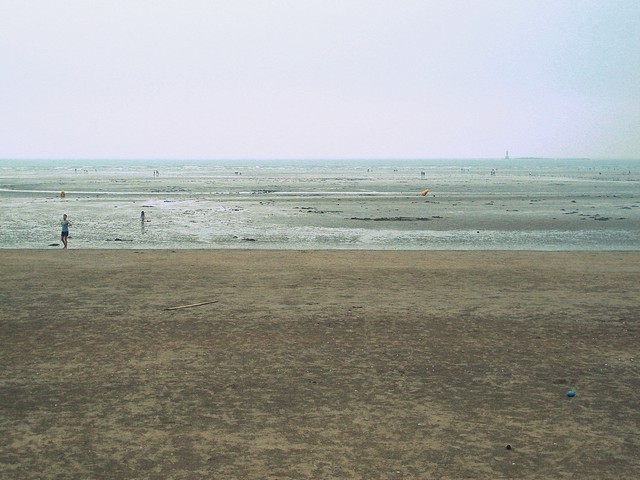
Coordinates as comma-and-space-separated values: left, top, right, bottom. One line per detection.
165, 300, 218, 311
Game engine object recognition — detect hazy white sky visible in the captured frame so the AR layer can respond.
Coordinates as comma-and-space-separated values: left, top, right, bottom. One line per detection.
1, 0, 639, 160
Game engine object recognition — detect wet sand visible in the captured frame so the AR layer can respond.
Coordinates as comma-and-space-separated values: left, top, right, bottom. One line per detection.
1, 250, 639, 479
2, 159, 639, 250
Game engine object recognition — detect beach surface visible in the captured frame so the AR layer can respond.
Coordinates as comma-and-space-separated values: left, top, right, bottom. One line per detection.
1, 250, 639, 479
2, 158, 639, 250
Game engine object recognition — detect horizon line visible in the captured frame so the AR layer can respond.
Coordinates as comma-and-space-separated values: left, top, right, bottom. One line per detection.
3, 156, 639, 163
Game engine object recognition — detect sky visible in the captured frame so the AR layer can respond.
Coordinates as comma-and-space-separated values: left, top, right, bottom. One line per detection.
1, 0, 639, 160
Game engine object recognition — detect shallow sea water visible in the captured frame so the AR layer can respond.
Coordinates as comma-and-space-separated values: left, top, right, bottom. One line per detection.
1, 158, 638, 250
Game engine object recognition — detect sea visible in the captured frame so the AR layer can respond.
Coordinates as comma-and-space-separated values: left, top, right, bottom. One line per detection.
0, 158, 638, 251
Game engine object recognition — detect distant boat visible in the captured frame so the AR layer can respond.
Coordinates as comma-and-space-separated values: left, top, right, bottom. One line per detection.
505, 150, 510, 160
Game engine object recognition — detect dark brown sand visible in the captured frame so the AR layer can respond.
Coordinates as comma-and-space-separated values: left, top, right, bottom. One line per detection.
1, 250, 639, 479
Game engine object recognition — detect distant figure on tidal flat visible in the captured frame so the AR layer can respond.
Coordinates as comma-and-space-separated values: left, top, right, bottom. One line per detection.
60, 214, 72, 249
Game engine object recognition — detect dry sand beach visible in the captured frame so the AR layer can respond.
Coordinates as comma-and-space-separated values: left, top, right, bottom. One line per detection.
1, 250, 639, 479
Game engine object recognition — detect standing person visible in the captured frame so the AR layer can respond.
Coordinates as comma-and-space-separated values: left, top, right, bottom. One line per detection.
140, 210, 146, 225
61, 214, 72, 249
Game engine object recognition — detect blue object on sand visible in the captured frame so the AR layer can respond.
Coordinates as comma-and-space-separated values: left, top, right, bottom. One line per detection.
567, 390, 576, 397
